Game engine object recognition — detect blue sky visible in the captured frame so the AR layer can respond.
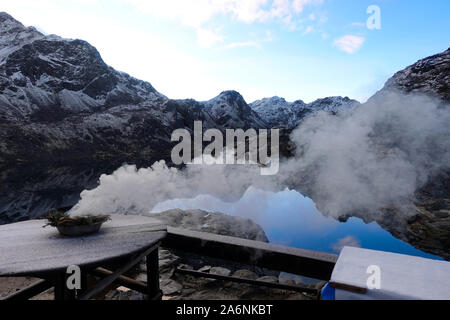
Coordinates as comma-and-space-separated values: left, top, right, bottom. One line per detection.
4, 0, 450, 103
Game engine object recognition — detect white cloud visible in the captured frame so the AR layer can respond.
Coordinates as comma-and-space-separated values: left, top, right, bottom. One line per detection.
121, 0, 273, 26
223, 41, 260, 49
7, 0, 326, 49
334, 35, 365, 54
268, 0, 292, 20
302, 25, 314, 35
120, 0, 221, 28
121, 0, 325, 43
331, 236, 361, 253
196, 28, 224, 48
293, 0, 323, 13
222, 30, 274, 50
228, 0, 270, 23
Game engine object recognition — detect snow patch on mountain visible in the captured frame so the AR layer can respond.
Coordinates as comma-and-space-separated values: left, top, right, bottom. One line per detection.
202, 90, 268, 129
251, 96, 360, 128
0, 12, 167, 122
0, 12, 44, 64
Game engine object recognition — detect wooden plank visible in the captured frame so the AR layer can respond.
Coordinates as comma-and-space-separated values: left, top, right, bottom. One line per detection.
146, 247, 162, 300
163, 227, 337, 281
79, 243, 160, 300
54, 272, 76, 300
90, 268, 148, 294
1, 279, 52, 301
329, 282, 367, 294
175, 268, 318, 294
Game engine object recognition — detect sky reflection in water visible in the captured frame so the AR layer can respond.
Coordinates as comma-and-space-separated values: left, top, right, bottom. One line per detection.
152, 187, 442, 260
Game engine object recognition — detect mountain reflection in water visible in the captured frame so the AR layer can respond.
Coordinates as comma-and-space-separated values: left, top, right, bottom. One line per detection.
152, 187, 443, 260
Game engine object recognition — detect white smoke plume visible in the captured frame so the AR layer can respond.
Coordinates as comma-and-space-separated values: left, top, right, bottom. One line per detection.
70, 157, 281, 216
284, 91, 450, 216
70, 92, 450, 219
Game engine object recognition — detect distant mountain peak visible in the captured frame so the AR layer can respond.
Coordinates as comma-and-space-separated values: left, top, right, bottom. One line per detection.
251, 95, 359, 128
202, 90, 267, 129
215, 90, 246, 102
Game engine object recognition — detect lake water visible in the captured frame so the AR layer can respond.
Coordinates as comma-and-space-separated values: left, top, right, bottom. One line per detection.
152, 187, 443, 260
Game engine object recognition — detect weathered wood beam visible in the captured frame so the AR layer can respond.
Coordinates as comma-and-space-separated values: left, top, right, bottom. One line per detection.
174, 268, 319, 295
163, 227, 337, 281
79, 243, 160, 300
1, 279, 52, 301
90, 268, 148, 294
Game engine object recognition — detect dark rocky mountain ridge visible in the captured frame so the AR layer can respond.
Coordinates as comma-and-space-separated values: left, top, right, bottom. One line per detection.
373, 48, 450, 103
0, 12, 355, 168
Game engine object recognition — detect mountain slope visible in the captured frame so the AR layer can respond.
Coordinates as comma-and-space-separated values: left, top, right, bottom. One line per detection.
0, 13, 165, 121
250, 96, 360, 128
0, 12, 354, 167
373, 47, 450, 102
0, 13, 268, 167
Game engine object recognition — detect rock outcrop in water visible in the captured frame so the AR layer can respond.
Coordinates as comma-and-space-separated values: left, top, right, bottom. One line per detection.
150, 209, 269, 242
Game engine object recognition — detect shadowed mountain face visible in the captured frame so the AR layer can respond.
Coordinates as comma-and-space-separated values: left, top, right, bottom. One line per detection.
0, 165, 103, 224
374, 48, 450, 103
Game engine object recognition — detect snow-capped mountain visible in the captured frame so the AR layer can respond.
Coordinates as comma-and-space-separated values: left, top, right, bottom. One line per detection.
250, 95, 360, 128
0, 12, 165, 121
0, 13, 267, 166
203, 90, 268, 129
250, 97, 306, 128
0, 12, 355, 167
